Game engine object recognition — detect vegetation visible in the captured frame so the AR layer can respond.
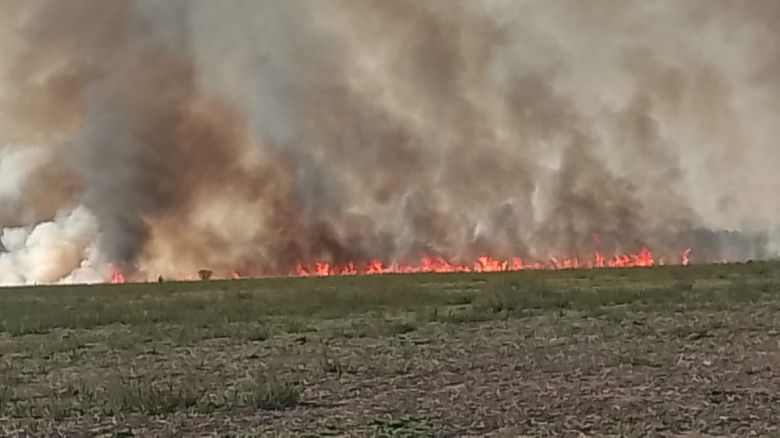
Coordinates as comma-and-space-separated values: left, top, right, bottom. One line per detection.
0, 262, 778, 435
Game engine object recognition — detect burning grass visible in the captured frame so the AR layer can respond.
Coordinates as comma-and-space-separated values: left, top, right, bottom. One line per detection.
0, 262, 778, 435
113, 246, 692, 283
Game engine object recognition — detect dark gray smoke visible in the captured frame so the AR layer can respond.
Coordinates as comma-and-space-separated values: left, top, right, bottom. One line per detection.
0, 0, 778, 282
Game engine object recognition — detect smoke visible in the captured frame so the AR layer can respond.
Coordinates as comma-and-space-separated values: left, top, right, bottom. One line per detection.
0, 0, 778, 283
0, 206, 102, 286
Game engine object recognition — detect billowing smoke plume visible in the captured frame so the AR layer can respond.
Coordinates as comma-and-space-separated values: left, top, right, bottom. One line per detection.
0, 0, 778, 284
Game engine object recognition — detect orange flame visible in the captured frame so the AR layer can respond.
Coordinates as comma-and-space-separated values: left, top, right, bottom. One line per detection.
681, 248, 692, 266
292, 246, 689, 277
109, 265, 126, 284
105, 245, 693, 283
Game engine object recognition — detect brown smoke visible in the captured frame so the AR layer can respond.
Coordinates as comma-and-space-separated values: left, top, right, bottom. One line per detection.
0, 0, 778, 282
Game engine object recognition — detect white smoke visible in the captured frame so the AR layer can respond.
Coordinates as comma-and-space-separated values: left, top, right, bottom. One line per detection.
0, 144, 50, 223
0, 144, 107, 285
0, 206, 106, 286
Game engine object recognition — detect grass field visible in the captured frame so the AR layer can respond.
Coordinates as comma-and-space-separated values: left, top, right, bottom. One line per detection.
1, 263, 779, 436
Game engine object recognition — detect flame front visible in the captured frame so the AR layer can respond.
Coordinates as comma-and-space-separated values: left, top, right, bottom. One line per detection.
293, 247, 693, 277
108, 246, 693, 283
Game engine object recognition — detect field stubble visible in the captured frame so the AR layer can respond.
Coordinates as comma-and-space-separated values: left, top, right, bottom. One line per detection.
0, 263, 779, 436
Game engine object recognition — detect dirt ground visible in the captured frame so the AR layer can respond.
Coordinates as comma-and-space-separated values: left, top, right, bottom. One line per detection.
1, 264, 779, 436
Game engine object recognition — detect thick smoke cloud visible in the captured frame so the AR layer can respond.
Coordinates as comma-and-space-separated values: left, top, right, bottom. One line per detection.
0, 0, 778, 283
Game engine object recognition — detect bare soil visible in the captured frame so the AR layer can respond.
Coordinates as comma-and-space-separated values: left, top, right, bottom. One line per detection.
1, 264, 778, 436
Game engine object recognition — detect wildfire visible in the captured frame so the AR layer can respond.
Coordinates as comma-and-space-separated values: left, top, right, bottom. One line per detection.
107, 247, 693, 283
109, 264, 126, 284
681, 248, 692, 267
294, 247, 692, 277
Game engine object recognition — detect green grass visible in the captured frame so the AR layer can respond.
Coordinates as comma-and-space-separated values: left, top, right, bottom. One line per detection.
107, 378, 201, 415
241, 375, 301, 410
1, 262, 777, 337
0, 261, 778, 433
